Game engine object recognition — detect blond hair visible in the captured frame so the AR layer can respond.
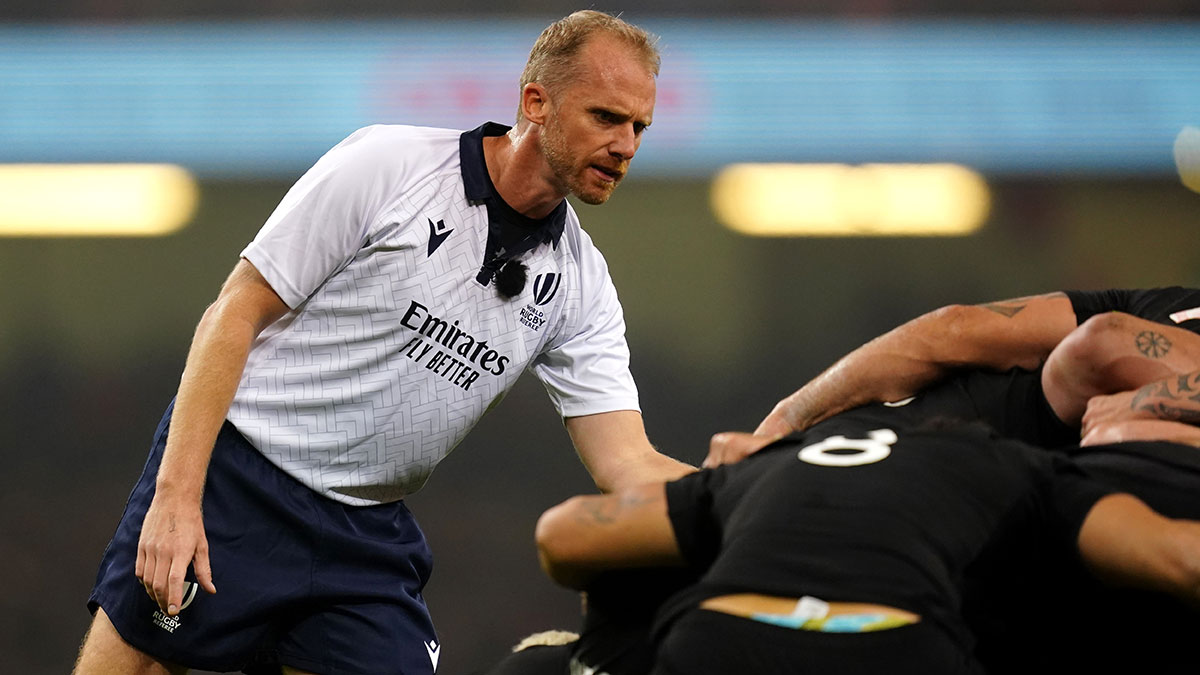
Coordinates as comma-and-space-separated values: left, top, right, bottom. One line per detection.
517, 10, 660, 121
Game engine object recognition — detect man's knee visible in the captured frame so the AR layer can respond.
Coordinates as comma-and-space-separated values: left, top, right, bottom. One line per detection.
73, 608, 184, 675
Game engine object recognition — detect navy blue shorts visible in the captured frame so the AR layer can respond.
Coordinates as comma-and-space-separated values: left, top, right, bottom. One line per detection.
88, 403, 439, 674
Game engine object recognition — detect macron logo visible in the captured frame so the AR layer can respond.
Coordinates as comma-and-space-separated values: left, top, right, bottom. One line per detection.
425, 639, 441, 671
427, 218, 453, 257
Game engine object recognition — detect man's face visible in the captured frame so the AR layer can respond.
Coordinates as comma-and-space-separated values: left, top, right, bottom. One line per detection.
538, 36, 657, 205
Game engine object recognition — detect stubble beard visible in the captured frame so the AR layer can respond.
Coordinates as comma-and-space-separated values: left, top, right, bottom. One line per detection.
539, 120, 617, 206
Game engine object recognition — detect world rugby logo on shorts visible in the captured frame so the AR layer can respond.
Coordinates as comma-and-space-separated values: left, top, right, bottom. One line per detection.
150, 581, 200, 633
532, 273, 561, 306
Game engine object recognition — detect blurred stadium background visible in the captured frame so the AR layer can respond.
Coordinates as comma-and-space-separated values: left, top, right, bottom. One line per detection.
2, 1, 1198, 673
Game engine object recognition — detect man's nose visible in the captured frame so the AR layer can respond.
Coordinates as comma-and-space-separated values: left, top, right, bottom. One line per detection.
610, 124, 638, 160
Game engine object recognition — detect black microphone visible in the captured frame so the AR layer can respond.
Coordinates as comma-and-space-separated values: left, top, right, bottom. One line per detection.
493, 259, 528, 299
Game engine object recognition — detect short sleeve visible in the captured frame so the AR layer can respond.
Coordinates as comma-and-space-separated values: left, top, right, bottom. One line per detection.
1043, 453, 1117, 550
1064, 287, 1200, 326
241, 126, 401, 308
532, 233, 640, 417
1064, 289, 1139, 324
664, 469, 726, 571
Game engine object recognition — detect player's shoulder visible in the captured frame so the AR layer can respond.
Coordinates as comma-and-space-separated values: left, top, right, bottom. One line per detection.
327, 124, 462, 170
557, 208, 621, 294
341, 123, 461, 146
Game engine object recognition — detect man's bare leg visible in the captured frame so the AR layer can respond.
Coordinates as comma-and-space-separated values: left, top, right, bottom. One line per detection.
73, 608, 186, 675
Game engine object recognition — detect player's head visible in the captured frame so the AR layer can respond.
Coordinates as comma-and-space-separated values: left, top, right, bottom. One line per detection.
519, 11, 660, 113
519, 11, 660, 205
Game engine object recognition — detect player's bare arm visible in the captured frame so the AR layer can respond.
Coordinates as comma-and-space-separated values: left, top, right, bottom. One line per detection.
710, 293, 1076, 468
565, 410, 695, 492
1042, 312, 1200, 426
1077, 493, 1200, 608
136, 259, 288, 616
535, 482, 682, 589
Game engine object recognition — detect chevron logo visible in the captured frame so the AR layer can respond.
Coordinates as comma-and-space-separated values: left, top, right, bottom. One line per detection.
427, 218, 453, 256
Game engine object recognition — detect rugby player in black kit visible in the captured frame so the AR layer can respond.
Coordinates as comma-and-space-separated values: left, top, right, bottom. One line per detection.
485, 288, 1200, 675
536, 405, 1200, 675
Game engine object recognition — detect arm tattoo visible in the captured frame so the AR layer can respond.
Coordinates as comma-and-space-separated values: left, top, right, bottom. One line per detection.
1145, 404, 1200, 425
579, 493, 657, 525
168, 514, 177, 533
1134, 331, 1173, 358
980, 302, 1026, 318
976, 292, 1064, 319
1130, 373, 1200, 423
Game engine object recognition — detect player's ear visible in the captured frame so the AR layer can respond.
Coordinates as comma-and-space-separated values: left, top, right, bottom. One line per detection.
522, 83, 551, 125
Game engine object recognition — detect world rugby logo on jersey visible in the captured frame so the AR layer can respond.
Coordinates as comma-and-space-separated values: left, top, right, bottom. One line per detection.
532, 273, 561, 306
150, 581, 200, 634
520, 273, 560, 332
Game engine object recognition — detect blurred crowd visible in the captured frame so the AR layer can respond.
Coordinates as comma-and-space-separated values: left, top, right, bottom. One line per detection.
5, 0, 1199, 21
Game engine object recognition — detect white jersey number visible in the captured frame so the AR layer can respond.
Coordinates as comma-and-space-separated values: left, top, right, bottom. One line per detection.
797, 428, 898, 467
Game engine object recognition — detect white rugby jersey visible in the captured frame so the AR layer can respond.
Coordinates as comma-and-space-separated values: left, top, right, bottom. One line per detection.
230, 123, 639, 506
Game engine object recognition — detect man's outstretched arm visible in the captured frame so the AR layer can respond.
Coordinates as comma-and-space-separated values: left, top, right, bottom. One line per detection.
754, 293, 1075, 439
566, 410, 695, 493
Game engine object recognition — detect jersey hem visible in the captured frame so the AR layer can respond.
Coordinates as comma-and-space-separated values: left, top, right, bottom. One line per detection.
557, 398, 642, 418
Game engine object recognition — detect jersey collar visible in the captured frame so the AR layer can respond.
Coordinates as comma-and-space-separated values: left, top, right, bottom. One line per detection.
459, 122, 566, 248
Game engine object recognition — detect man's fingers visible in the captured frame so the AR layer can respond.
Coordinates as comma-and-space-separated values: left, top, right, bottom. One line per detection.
704, 431, 780, 469
135, 543, 146, 580
137, 549, 157, 603
151, 551, 173, 612
166, 559, 188, 615
702, 433, 730, 469
194, 540, 217, 594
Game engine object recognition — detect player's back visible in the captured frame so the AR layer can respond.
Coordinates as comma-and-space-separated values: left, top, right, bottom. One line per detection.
668, 411, 1101, 648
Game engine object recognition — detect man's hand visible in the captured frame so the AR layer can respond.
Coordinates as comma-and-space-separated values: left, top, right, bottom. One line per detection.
1082, 372, 1200, 439
135, 492, 216, 615
702, 431, 782, 469
1081, 391, 1147, 438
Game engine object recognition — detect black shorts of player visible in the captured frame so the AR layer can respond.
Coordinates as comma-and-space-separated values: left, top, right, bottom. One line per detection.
88, 402, 439, 675
652, 610, 984, 675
